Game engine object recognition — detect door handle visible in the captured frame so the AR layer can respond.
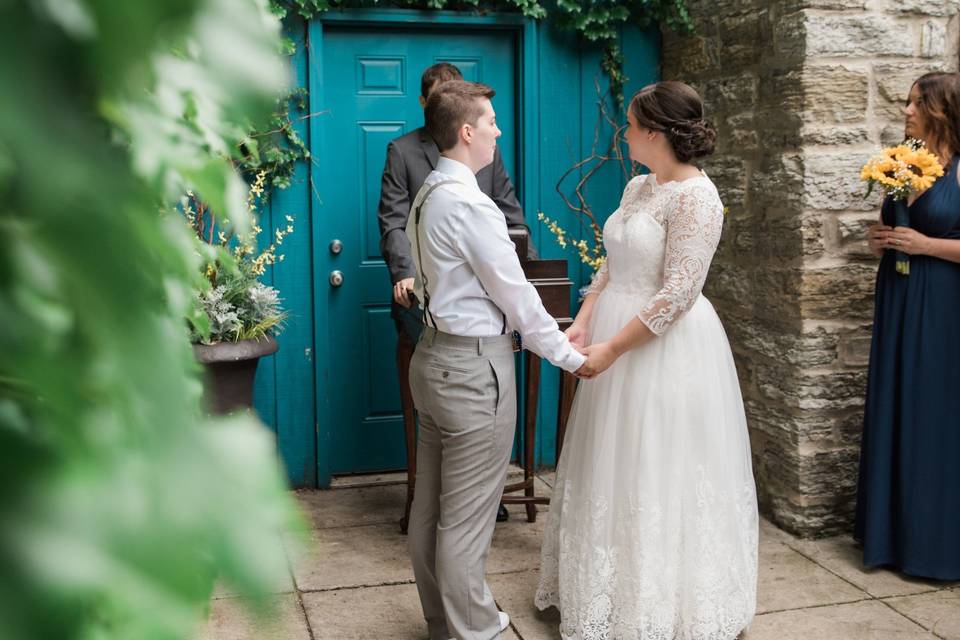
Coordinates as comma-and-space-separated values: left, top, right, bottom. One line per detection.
329, 270, 344, 287
329, 239, 343, 255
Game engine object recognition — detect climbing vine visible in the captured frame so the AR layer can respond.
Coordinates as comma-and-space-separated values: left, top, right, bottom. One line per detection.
253, 0, 695, 274
247, 0, 692, 201
270, 0, 693, 106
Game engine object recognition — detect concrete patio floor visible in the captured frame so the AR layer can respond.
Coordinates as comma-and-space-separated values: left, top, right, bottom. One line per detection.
198, 467, 960, 640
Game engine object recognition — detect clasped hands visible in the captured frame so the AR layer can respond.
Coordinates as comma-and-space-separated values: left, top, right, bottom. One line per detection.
867, 224, 932, 257
392, 279, 617, 379
568, 324, 618, 380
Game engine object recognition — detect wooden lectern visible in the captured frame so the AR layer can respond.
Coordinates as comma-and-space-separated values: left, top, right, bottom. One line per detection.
399, 230, 579, 531
499, 229, 579, 522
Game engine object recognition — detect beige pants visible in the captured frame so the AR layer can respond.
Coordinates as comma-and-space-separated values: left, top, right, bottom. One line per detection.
407, 327, 517, 640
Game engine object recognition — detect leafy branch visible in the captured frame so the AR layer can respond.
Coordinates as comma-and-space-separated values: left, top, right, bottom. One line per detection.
268, 0, 693, 105
542, 76, 636, 271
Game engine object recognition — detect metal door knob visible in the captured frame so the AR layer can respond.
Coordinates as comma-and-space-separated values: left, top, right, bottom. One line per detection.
329, 239, 343, 255
329, 270, 344, 287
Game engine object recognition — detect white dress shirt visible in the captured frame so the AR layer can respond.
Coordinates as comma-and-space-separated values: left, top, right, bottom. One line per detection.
406, 157, 585, 373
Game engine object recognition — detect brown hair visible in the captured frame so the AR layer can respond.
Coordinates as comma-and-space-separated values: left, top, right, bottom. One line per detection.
420, 62, 463, 99
629, 80, 716, 163
912, 72, 960, 157
425, 80, 495, 152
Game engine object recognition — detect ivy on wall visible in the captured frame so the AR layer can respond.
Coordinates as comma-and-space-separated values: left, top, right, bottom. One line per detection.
242, 0, 693, 194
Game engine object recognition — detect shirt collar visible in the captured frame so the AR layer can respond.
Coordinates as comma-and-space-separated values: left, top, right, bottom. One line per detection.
436, 156, 478, 188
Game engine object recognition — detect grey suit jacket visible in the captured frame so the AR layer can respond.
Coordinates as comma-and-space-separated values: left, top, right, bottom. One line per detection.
377, 127, 536, 284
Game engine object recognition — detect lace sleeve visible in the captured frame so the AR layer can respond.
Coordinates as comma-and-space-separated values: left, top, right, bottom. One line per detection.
583, 259, 608, 295
638, 184, 723, 335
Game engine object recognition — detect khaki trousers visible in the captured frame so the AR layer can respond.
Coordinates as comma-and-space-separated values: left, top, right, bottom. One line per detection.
407, 327, 517, 640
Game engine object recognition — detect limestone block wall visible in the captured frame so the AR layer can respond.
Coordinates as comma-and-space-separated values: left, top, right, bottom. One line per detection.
661, 0, 960, 536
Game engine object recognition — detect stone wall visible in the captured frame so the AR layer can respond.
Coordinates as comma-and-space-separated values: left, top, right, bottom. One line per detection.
662, 0, 960, 536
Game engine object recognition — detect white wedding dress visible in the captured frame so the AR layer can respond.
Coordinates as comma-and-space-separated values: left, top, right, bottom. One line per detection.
535, 173, 758, 640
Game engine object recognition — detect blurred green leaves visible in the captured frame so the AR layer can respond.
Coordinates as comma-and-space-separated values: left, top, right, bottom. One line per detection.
0, 1, 300, 639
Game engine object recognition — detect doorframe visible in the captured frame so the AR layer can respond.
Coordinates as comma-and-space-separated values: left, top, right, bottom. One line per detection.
308, 9, 539, 487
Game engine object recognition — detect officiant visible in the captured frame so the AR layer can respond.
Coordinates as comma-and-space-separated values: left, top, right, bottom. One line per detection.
377, 62, 534, 526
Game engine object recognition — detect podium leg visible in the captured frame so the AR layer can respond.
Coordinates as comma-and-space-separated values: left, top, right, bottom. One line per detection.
398, 332, 416, 534
523, 350, 541, 523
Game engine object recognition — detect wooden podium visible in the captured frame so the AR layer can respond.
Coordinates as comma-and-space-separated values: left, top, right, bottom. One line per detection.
499, 230, 579, 522
399, 230, 578, 531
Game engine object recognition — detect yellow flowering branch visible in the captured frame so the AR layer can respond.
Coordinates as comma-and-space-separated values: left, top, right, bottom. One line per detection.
537, 212, 605, 271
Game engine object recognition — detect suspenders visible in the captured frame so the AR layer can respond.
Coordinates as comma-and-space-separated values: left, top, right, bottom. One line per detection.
413, 180, 508, 335
413, 180, 455, 331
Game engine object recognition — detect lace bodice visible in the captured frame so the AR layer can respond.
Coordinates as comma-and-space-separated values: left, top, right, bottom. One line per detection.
584, 173, 724, 334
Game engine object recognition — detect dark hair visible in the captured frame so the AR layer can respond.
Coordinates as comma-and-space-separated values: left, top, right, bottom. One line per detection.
420, 62, 463, 99
629, 80, 716, 163
425, 80, 495, 152
912, 72, 960, 156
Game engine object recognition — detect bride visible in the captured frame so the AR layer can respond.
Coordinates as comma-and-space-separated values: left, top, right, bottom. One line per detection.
535, 81, 758, 640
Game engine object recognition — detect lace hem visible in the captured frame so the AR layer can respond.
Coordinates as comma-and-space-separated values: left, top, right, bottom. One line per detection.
536, 469, 758, 640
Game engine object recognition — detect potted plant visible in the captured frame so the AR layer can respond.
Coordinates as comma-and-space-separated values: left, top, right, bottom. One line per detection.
184, 171, 294, 414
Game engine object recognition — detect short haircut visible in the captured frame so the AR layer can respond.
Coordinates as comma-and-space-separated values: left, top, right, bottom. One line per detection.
420, 62, 463, 99
425, 80, 495, 152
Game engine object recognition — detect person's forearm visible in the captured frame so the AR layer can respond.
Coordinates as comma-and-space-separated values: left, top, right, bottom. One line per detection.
608, 317, 656, 357
926, 237, 960, 263
573, 293, 599, 328
381, 228, 415, 282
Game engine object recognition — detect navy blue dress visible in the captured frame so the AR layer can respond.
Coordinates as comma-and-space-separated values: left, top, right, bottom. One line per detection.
855, 154, 960, 580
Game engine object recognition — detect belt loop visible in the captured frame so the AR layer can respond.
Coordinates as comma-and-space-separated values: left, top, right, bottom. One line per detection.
426, 326, 436, 347
477, 336, 484, 356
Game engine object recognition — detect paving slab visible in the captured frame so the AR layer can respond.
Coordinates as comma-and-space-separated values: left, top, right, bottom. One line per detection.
537, 471, 556, 489
743, 600, 933, 639
332, 471, 407, 488
489, 511, 548, 575
286, 524, 414, 591
759, 516, 799, 545
756, 538, 867, 614
196, 594, 311, 640
488, 570, 561, 640
212, 534, 296, 598
787, 534, 956, 598
302, 582, 521, 640
293, 484, 408, 531
884, 588, 960, 639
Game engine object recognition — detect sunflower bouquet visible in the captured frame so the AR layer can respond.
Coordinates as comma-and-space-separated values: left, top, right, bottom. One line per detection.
860, 139, 944, 275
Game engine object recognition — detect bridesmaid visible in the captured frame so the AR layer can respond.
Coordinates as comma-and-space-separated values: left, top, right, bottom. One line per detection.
857, 71, 960, 580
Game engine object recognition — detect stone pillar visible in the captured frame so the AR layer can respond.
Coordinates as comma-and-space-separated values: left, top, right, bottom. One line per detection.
662, 0, 960, 536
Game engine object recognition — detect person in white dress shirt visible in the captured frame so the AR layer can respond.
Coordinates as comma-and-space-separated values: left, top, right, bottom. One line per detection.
404, 80, 591, 640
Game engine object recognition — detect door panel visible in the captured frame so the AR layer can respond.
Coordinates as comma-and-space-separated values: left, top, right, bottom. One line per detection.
318, 26, 517, 474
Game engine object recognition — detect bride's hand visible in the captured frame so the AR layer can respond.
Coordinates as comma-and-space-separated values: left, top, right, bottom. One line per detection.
565, 323, 589, 350
580, 341, 618, 378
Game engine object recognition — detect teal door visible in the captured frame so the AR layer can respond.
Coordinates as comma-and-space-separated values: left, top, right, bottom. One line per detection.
316, 26, 518, 474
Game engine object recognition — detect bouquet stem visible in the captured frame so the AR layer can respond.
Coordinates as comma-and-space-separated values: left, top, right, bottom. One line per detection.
891, 198, 910, 276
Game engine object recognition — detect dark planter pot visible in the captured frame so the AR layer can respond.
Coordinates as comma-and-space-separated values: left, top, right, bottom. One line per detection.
193, 336, 279, 414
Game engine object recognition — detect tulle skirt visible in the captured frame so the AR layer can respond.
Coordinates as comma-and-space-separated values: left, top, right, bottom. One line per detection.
536, 287, 758, 640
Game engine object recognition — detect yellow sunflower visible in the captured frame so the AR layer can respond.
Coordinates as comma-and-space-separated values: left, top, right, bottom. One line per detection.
899, 147, 944, 191
861, 139, 944, 201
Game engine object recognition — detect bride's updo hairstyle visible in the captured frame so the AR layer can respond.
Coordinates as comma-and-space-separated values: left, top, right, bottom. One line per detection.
630, 81, 716, 163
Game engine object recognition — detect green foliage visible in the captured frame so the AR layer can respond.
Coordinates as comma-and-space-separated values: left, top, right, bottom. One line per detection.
269, 0, 693, 104
0, 1, 302, 638
184, 173, 295, 344
268, 0, 692, 29
238, 87, 312, 194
